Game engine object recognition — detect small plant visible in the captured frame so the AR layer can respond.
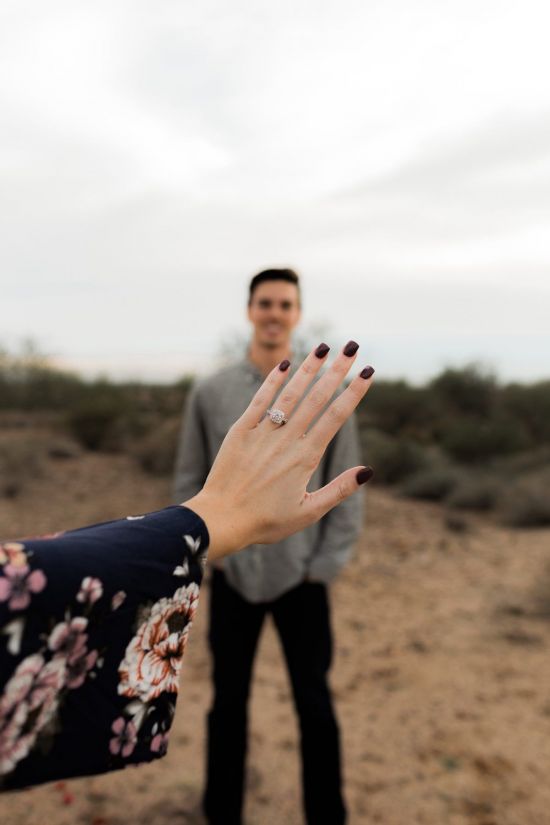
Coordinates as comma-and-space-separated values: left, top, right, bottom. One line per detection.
447, 478, 500, 511
498, 482, 550, 528
68, 399, 126, 451
360, 429, 430, 485
440, 416, 528, 464
400, 467, 461, 502
134, 418, 181, 476
0, 438, 45, 498
429, 366, 496, 417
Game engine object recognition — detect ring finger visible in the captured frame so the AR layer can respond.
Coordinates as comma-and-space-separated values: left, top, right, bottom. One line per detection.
261, 342, 331, 428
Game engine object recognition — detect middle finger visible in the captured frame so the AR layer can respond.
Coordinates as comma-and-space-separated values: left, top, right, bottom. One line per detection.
262, 342, 331, 427
286, 340, 360, 435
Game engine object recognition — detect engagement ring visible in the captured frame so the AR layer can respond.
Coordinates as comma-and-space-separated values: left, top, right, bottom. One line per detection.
266, 408, 287, 426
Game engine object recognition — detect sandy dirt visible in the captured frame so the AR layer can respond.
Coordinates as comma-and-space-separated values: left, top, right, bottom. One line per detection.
1, 439, 550, 825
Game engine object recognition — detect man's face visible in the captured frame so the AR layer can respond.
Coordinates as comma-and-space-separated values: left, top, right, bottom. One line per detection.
247, 281, 302, 349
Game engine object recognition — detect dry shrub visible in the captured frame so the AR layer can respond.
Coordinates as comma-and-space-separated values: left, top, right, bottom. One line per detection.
440, 416, 528, 464
498, 480, 550, 528
400, 466, 462, 502
361, 429, 431, 484
68, 399, 126, 451
447, 477, 500, 511
0, 438, 46, 498
134, 417, 181, 477
47, 437, 82, 460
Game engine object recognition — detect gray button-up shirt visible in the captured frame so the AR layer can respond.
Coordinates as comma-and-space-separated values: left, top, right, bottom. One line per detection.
173, 358, 363, 603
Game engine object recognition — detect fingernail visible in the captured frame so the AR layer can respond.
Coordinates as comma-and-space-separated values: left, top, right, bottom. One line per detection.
356, 466, 374, 484
315, 342, 330, 358
343, 340, 359, 357
360, 366, 375, 379
279, 359, 291, 372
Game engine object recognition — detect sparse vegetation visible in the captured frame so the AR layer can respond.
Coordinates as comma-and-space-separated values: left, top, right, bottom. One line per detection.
0, 437, 47, 499
447, 477, 500, 511
400, 467, 462, 502
134, 418, 182, 476
498, 482, 550, 528
1, 344, 549, 527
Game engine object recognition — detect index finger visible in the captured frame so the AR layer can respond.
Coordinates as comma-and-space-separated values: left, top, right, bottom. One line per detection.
286, 340, 360, 436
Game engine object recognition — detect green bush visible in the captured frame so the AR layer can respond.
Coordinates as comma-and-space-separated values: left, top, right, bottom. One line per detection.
357, 382, 434, 438
360, 429, 431, 484
400, 467, 462, 501
429, 366, 496, 417
0, 342, 84, 410
447, 477, 500, 511
68, 399, 127, 451
492, 446, 550, 475
501, 381, 550, 444
440, 416, 529, 464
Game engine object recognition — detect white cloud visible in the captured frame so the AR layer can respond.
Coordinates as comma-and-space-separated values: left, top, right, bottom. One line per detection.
0, 0, 549, 381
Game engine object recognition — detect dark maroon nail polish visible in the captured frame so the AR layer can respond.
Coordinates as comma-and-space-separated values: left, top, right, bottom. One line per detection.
356, 466, 374, 484
343, 340, 359, 357
360, 366, 375, 379
315, 343, 330, 358
279, 359, 291, 372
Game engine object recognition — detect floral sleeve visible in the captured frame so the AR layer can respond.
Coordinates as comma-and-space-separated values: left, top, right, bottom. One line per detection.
0, 505, 209, 791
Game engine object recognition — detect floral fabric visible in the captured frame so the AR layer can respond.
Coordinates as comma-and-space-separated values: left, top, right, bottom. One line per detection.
0, 506, 208, 791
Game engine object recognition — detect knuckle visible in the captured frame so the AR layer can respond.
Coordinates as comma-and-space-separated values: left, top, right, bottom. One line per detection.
327, 403, 344, 423
336, 481, 348, 502
301, 361, 316, 376
302, 449, 319, 472
350, 379, 366, 398
307, 388, 326, 409
279, 390, 297, 407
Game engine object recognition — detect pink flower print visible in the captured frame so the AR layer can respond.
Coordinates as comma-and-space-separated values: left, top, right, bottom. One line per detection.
76, 577, 103, 605
0, 654, 65, 775
150, 731, 170, 756
111, 590, 127, 611
0, 564, 46, 611
109, 717, 138, 758
117, 583, 200, 703
0, 542, 27, 568
65, 648, 98, 690
48, 616, 89, 662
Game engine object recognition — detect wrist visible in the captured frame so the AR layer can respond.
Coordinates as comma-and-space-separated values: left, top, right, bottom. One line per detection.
181, 492, 247, 561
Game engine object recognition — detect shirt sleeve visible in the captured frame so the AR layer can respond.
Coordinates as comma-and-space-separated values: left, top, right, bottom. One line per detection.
0, 505, 209, 791
173, 383, 211, 504
307, 413, 364, 584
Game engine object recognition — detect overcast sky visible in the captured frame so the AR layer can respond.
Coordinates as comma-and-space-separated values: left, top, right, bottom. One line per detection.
1, 0, 549, 383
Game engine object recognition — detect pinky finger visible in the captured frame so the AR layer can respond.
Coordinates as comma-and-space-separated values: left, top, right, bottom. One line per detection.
305, 465, 374, 520
237, 360, 291, 429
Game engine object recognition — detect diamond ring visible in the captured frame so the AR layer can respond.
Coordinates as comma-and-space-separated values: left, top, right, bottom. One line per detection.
266, 408, 287, 426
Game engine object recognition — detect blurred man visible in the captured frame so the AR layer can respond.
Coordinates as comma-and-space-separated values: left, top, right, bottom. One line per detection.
173, 269, 363, 825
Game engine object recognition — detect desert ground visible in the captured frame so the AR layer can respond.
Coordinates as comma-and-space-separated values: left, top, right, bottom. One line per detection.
1, 431, 550, 825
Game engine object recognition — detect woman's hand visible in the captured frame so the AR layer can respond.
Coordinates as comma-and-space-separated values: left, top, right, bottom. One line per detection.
183, 342, 374, 560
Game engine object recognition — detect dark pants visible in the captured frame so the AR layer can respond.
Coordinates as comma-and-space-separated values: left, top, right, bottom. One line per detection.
203, 570, 346, 825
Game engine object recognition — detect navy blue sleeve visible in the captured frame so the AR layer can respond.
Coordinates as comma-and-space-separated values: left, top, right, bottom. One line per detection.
0, 505, 209, 790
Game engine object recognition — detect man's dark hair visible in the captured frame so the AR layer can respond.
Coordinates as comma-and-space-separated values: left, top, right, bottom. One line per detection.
248, 268, 300, 305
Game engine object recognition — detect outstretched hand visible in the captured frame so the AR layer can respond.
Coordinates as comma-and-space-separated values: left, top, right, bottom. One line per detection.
183, 342, 375, 559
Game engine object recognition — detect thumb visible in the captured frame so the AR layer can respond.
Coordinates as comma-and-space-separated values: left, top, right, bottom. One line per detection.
306, 466, 374, 521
